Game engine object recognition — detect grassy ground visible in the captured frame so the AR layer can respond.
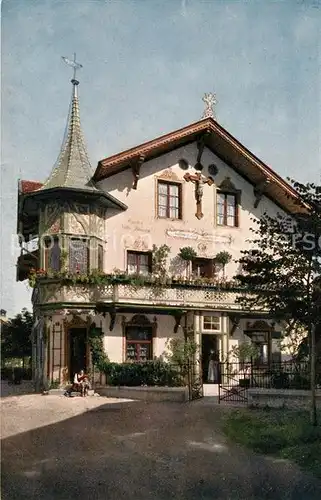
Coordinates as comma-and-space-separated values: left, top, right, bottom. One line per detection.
221, 407, 321, 479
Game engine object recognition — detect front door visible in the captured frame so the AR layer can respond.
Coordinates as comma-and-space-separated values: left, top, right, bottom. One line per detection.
202, 334, 219, 383
69, 328, 87, 380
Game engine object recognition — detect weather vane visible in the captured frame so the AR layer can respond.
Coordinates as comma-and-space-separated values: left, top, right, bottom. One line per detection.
61, 53, 83, 82
202, 92, 217, 119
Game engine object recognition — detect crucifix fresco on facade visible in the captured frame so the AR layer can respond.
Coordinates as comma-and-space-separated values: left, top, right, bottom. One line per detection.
183, 171, 214, 219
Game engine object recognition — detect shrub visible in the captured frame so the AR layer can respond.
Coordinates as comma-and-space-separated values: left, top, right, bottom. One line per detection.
164, 336, 199, 367
290, 373, 310, 390
49, 379, 60, 389
178, 247, 197, 261
103, 361, 183, 387
271, 371, 290, 389
1, 367, 32, 381
214, 251, 232, 266
239, 378, 250, 388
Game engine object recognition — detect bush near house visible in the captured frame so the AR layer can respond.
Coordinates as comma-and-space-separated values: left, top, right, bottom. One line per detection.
103, 360, 186, 387
222, 408, 321, 479
0, 366, 32, 381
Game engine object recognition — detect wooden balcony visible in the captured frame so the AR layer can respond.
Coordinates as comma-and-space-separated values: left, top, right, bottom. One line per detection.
16, 249, 39, 282
33, 279, 250, 312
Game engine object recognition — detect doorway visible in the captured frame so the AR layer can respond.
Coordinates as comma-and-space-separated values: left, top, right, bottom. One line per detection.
202, 334, 219, 383
69, 328, 87, 380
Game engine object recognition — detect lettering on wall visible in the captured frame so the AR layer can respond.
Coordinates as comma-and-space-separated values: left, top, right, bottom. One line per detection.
166, 229, 198, 240
166, 228, 234, 246
122, 218, 152, 233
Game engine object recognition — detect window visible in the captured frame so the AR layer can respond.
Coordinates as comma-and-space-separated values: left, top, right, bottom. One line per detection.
203, 315, 221, 331
44, 237, 61, 271
157, 181, 182, 219
127, 251, 152, 275
256, 343, 268, 365
250, 333, 269, 365
69, 238, 89, 273
192, 258, 215, 278
98, 244, 104, 272
217, 192, 238, 227
125, 326, 153, 361
44, 239, 50, 271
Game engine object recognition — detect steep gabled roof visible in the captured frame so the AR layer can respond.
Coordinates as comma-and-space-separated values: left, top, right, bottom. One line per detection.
94, 117, 308, 214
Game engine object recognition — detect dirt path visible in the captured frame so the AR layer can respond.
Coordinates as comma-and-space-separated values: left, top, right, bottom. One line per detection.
1, 392, 321, 499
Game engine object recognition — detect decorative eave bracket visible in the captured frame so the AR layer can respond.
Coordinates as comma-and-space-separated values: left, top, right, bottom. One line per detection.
173, 310, 186, 333
109, 309, 117, 331
195, 130, 211, 171
99, 309, 117, 331
131, 154, 145, 190
228, 313, 242, 336
253, 178, 270, 208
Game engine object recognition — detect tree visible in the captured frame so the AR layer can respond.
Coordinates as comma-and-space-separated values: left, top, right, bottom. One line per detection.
215, 251, 232, 278
1, 308, 33, 365
234, 180, 321, 425
278, 320, 307, 360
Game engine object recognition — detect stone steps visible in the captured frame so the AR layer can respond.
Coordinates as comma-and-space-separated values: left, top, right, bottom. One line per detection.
68, 389, 96, 397
48, 388, 97, 397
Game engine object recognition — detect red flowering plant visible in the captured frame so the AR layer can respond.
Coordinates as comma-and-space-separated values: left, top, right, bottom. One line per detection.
28, 268, 48, 287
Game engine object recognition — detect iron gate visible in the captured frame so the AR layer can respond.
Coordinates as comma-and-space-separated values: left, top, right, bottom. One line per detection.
218, 362, 249, 404
187, 359, 204, 401
218, 360, 311, 404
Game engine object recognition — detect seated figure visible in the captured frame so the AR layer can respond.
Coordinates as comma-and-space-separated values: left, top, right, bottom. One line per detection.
64, 369, 90, 397
78, 370, 91, 397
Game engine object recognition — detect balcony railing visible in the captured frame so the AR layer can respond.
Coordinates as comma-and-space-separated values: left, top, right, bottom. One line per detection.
34, 279, 253, 311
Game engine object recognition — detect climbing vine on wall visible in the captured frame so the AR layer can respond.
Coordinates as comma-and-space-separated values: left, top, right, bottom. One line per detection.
152, 244, 171, 278
88, 324, 109, 372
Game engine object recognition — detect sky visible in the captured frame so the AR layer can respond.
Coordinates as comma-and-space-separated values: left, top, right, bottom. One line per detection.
1, 0, 320, 317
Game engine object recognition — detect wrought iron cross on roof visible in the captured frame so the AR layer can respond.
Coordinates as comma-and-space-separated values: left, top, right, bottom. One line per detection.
184, 171, 214, 219
61, 53, 83, 82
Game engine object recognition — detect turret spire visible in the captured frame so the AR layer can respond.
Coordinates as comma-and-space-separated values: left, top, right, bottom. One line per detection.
41, 55, 97, 191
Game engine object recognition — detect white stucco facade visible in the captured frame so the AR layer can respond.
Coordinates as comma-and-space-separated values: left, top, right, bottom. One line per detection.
97, 143, 285, 280
31, 138, 292, 388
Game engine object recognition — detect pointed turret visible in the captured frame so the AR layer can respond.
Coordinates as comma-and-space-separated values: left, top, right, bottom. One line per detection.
16, 55, 127, 250
40, 77, 97, 191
